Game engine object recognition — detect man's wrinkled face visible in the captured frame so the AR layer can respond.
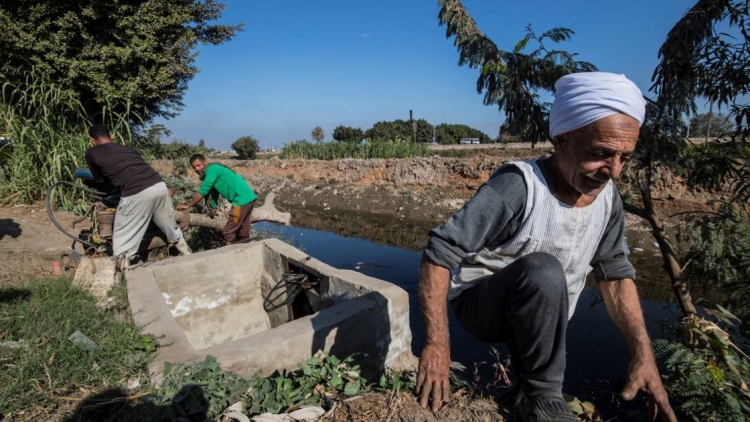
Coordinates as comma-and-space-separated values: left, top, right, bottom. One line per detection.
554, 113, 639, 198
190, 159, 207, 178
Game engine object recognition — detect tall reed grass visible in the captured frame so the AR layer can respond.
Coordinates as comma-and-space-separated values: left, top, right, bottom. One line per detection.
0, 67, 143, 207
279, 140, 430, 160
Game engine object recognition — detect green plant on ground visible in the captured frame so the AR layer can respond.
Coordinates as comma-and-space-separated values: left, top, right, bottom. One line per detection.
0, 277, 155, 416
152, 356, 250, 420
377, 369, 415, 392
280, 139, 429, 160
654, 306, 750, 421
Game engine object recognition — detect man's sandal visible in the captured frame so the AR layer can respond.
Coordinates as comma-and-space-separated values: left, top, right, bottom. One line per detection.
515, 393, 579, 422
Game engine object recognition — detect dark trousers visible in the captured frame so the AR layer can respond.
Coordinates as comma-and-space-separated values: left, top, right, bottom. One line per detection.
450, 252, 569, 398
223, 200, 255, 244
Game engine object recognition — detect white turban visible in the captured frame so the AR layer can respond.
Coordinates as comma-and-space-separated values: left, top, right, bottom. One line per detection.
549, 72, 646, 138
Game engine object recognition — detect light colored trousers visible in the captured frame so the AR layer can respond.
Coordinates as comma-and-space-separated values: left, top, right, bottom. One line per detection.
113, 182, 183, 260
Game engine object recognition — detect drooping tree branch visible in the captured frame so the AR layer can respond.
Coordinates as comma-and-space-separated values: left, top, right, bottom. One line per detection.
437, 0, 596, 146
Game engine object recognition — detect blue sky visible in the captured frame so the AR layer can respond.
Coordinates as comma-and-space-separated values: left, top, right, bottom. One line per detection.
155, 0, 697, 150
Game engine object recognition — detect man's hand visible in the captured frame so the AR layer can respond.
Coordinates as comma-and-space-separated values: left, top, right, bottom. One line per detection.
179, 193, 204, 213
417, 343, 451, 412
622, 357, 677, 422
600, 278, 677, 422
416, 255, 452, 412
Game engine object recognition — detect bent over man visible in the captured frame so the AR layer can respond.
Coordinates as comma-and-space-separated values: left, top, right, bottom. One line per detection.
85, 125, 191, 264
177, 154, 258, 244
416, 72, 676, 422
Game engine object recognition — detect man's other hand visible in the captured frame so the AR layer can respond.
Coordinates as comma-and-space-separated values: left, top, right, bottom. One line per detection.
621, 357, 677, 422
176, 204, 189, 211
416, 343, 451, 412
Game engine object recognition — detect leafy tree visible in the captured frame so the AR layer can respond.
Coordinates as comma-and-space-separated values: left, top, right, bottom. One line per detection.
435, 123, 487, 144
438, 2, 596, 145
198, 139, 206, 149
414, 119, 435, 143
688, 112, 734, 138
363, 119, 479, 143
365, 120, 408, 142
231, 136, 259, 160
0, 0, 242, 121
311, 126, 325, 143
145, 124, 171, 144
332, 125, 364, 143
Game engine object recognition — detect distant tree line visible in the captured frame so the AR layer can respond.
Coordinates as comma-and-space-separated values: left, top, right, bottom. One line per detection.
331, 120, 492, 144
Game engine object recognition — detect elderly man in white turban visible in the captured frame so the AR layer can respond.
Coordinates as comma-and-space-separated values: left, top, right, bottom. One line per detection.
416, 72, 677, 421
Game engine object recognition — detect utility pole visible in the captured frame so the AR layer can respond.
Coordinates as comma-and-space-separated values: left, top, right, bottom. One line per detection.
410, 109, 417, 143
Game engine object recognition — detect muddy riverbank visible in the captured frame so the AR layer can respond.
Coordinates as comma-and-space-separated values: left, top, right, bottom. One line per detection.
153, 152, 730, 303
155, 152, 720, 225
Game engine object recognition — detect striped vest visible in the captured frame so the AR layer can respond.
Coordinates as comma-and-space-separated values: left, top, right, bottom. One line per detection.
447, 159, 614, 318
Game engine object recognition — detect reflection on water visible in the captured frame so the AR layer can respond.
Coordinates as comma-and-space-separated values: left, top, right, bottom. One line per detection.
255, 219, 687, 419
284, 207, 718, 304
288, 207, 435, 252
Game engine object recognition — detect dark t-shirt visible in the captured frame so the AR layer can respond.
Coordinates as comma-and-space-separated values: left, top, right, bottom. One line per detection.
85, 143, 162, 197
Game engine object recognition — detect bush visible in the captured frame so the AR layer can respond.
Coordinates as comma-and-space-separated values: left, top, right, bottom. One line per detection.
232, 135, 260, 160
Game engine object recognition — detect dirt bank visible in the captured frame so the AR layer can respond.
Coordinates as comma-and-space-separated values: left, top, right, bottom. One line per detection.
3, 152, 723, 291
0, 205, 78, 285
154, 151, 722, 226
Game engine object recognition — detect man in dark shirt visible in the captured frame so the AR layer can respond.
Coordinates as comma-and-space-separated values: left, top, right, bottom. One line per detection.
85, 125, 191, 263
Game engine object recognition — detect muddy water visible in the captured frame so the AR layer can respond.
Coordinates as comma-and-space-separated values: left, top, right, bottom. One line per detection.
255, 207, 707, 419
282, 206, 708, 302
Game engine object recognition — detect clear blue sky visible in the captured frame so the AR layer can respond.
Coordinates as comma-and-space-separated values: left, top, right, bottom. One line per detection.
155, 0, 697, 150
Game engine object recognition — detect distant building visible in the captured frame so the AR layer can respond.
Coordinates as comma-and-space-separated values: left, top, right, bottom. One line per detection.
459, 138, 480, 144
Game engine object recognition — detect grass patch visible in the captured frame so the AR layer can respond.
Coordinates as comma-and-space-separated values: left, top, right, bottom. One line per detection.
0, 66, 148, 207
280, 140, 429, 160
431, 147, 503, 158
0, 277, 495, 420
0, 277, 152, 417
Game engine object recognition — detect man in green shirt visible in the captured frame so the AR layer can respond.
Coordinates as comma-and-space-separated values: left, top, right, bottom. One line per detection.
177, 154, 258, 244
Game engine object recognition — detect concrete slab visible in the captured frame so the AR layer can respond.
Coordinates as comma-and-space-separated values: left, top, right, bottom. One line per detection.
125, 238, 416, 384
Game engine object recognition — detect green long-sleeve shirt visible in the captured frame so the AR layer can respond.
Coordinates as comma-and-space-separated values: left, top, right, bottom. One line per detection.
198, 164, 257, 207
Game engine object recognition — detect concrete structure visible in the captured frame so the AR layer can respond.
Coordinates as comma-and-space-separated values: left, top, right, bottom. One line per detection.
126, 238, 415, 383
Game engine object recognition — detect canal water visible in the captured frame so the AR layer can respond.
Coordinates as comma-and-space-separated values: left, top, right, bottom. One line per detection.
255, 209, 688, 418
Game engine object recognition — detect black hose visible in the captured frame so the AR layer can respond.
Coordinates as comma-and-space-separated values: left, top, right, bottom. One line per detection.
45, 181, 106, 249
263, 272, 316, 313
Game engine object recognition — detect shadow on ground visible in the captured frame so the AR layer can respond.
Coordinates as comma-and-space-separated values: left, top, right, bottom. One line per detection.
0, 287, 31, 304
62, 385, 209, 422
0, 218, 21, 241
